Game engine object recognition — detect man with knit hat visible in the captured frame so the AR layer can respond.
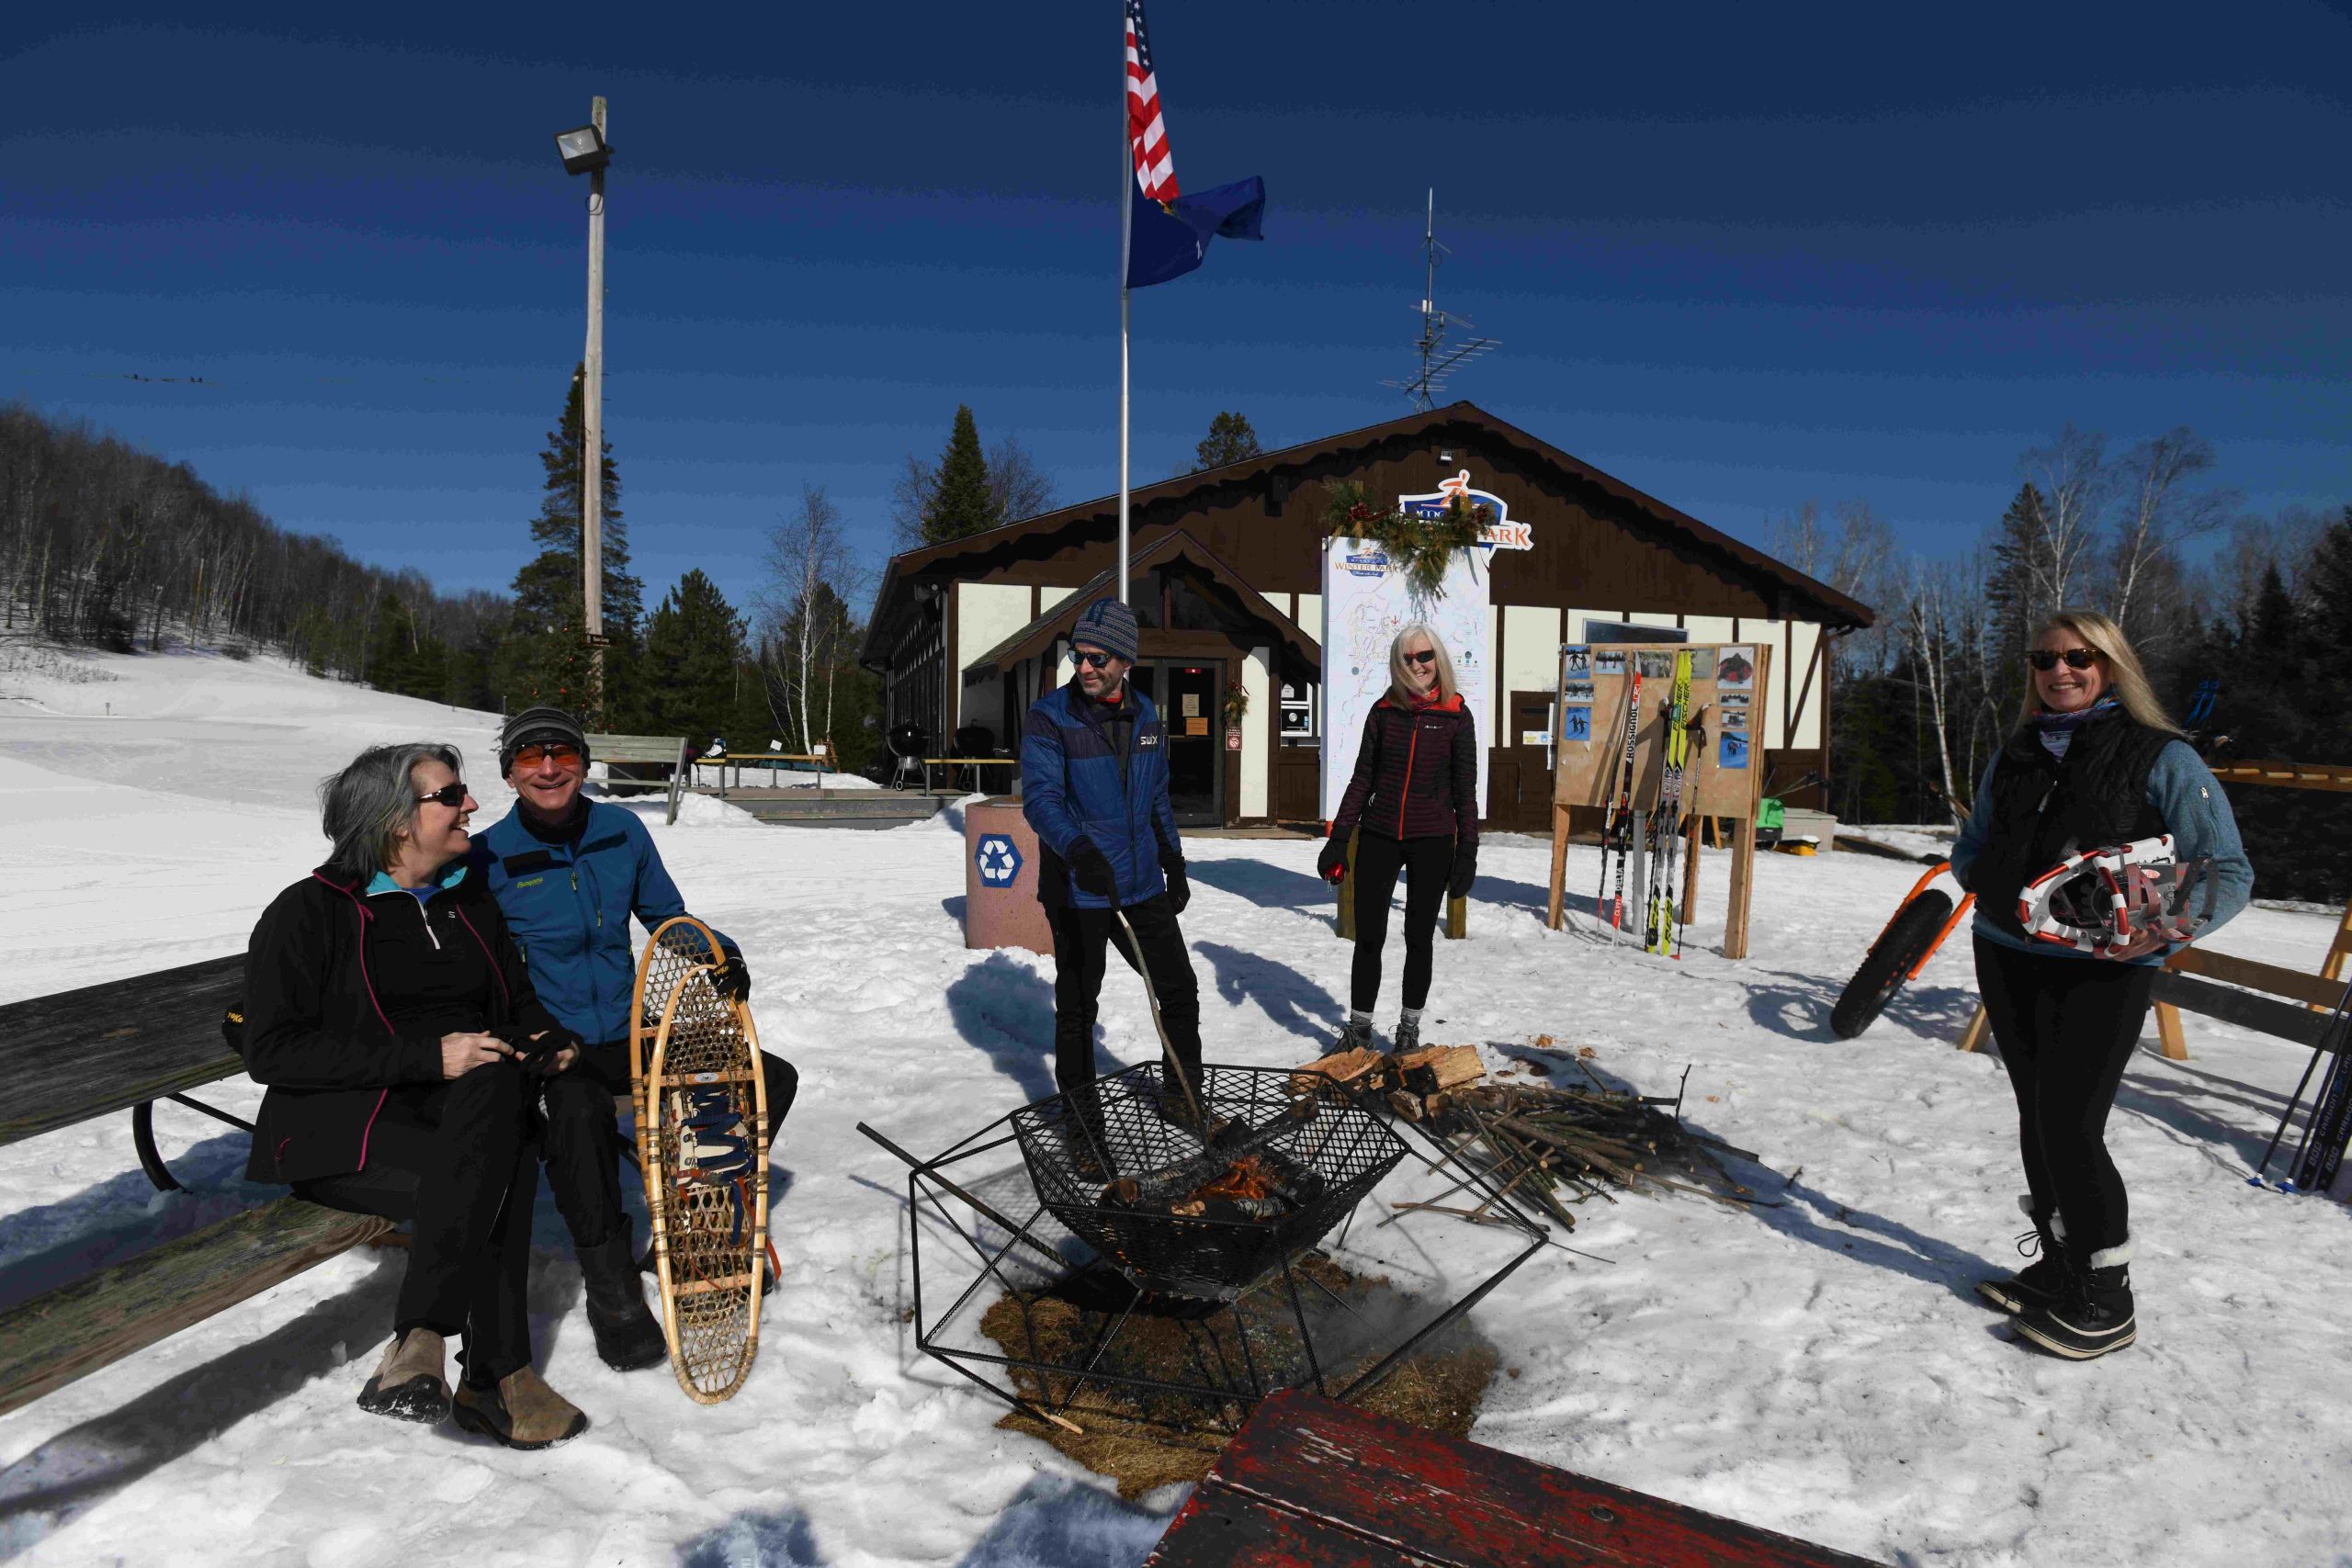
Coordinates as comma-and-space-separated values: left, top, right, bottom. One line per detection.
1020, 598, 1202, 1105
470, 705, 798, 1371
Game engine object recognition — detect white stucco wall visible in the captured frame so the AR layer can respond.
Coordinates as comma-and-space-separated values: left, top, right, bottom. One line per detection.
1241, 646, 1272, 818
1503, 604, 1563, 703
954, 582, 1036, 728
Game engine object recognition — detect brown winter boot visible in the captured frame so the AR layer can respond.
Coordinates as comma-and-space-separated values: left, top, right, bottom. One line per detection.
453, 1366, 591, 1450
356, 1329, 450, 1424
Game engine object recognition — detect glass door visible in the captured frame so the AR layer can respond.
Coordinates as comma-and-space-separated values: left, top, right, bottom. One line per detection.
1130, 660, 1224, 826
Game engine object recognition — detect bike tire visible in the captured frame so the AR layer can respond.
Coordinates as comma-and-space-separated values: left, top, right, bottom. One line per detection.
1830, 889, 1956, 1040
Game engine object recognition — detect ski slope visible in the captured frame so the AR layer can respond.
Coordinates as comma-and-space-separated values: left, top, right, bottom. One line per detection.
2, 646, 2349, 1566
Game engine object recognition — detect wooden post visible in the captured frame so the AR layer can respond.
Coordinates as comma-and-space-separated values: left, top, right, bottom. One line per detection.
1723, 814, 1757, 960
1335, 829, 1360, 941
1545, 802, 1572, 931
2154, 1001, 2188, 1061
2324, 899, 2352, 989
1958, 1004, 1990, 1053
1444, 895, 1466, 941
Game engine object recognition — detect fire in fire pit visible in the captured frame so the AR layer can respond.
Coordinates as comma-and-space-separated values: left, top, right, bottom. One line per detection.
1012, 1062, 1406, 1303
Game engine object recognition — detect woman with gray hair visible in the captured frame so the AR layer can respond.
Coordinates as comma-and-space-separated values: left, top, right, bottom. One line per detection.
240, 741, 592, 1449
1317, 623, 1481, 1054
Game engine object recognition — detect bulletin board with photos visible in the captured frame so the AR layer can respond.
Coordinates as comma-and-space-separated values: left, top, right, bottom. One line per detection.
1551, 641, 1772, 818
1546, 640, 1773, 957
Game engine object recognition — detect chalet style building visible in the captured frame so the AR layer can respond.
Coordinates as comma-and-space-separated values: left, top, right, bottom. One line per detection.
857, 402, 1874, 830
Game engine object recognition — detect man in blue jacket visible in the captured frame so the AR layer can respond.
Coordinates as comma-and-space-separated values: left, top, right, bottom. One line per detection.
470, 705, 798, 1371
1021, 598, 1201, 1100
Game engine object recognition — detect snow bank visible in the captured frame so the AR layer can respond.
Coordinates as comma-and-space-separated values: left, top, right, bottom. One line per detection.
2, 649, 2349, 1565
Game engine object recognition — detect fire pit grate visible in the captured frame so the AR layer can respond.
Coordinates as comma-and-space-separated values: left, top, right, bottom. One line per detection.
1010, 1062, 1408, 1302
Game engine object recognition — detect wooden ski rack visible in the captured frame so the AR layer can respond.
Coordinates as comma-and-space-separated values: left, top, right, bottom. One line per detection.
1543, 642, 1773, 958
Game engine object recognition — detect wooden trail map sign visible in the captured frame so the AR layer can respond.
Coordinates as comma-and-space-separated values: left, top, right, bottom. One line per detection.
1544, 642, 1774, 959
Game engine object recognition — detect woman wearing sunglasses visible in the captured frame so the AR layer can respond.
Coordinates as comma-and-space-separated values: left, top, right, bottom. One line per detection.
239, 742, 591, 1448
1950, 610, 2251, 1360
1317, 624, 1480, 1055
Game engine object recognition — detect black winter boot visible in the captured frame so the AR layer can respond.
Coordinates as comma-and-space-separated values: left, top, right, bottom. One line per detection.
1978, 1197, 2068, 1314
2014, 1239, 2136, 1360
578, 1233, 670, 1371
1334, 1019, 1374, 1055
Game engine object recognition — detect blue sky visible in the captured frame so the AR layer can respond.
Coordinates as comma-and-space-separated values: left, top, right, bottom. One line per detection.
5, 5, 2348, 620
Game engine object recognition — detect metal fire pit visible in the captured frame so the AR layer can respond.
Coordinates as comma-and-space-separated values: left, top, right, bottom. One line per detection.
1011, 1062, 1407, 1302
858, 1063, 1550, 1440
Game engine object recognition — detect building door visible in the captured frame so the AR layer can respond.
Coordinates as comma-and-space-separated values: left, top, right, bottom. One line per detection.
1501, 689, 1557, 832
1133, 660, 1225, 827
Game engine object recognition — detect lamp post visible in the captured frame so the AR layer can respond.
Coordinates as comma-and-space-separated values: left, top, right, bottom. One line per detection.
554, 101, 614, 724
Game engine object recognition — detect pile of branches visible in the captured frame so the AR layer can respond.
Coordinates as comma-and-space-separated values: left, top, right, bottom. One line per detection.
1405, 1077, 1768, 1231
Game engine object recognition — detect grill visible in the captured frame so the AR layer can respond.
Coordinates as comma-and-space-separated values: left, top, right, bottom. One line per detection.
1011, 1062, 1407, 1301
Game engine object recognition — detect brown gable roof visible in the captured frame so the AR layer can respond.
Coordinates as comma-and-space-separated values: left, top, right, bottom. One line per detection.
961, 529, 1321, 675
861, 400, 1874, 666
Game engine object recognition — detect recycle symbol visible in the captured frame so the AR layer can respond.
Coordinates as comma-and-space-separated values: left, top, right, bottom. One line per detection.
975, 833, 1023, 887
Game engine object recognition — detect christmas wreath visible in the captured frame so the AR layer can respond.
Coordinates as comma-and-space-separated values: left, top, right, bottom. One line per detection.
1322, 479, 1488, 599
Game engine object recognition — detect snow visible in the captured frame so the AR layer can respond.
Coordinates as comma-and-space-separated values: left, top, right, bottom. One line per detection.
5, 646, 2352, 1565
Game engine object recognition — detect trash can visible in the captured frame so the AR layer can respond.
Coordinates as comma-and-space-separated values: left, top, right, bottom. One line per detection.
965, 795, 1054, 956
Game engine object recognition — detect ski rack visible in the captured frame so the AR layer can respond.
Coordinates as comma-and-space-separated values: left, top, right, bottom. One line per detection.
857, 1094, 1547, 1440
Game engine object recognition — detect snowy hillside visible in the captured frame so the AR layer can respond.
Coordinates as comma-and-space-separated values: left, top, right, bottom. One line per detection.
3, 648, 2349, 1566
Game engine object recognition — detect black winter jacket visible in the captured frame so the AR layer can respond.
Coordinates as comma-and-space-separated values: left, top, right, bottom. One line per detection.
240, 866, 560, 1184
1330, 694, 1480, 848
1961, 711, 2172, 942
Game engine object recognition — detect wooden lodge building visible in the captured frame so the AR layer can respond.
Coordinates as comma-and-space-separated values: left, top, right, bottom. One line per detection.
858, 402, 1875, 831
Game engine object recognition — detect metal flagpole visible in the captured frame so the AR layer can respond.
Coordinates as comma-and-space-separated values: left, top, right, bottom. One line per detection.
1117, 36, 1132, 608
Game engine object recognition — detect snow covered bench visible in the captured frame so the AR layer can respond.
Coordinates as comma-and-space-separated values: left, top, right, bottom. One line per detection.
0, 955, 395, 1416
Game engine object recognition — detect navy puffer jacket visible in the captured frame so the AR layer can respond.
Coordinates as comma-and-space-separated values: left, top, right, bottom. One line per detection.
1021, 677, 1181, 909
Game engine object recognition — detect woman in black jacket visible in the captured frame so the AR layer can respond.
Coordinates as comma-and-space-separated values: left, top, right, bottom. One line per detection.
243, 741, 590, 1449
1317, 624, 1480, 1055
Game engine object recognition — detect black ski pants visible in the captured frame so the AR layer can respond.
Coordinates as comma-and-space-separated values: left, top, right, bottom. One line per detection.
1046, 895, 1202, 1096
293, 1061, 540, 1383
1973, 935, 2157, 1256
1350, 830, 1453, 1014
539, 1041, 799, 1252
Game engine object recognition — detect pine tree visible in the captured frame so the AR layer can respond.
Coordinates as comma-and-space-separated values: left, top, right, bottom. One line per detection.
642, 570, 746, 749
1982, 483, 2051, 726
495, 366, 643, 723
1186, 411, 1262, 474
920, 405, 1001, 546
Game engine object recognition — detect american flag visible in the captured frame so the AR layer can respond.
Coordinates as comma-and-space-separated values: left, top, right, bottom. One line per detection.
1125, 0, 1180, 204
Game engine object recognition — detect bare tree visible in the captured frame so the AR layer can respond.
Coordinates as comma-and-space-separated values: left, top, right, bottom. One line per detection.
2108, 427, 2231, 646
2018, 424, 2114, 611
761, 485, 864, 756
1895, 558, 1973, 823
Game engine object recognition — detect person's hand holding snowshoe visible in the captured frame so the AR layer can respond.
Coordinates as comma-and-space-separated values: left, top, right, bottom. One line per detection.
1068, 837, 1119, 898
1159, 849, 1191, 914
1316, 835, 1348, 885
713, 939, 752, 1002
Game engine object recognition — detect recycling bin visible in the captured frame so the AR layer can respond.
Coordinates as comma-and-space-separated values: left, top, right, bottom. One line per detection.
964, 795, 1054, 956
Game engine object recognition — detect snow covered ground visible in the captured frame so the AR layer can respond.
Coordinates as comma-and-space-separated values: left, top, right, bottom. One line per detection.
4, 647, 2351, 1566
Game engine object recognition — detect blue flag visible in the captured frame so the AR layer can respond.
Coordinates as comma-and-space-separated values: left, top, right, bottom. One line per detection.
1126, 175, 1266, 289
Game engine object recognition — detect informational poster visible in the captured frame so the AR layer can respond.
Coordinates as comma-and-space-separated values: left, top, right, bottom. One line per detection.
1319, 536, 1490, 819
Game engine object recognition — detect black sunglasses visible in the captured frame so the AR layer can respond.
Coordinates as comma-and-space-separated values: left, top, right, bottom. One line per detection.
1074, 649, 1117, 670
1404, 649, 1438, 667
416, 783, 469, 807
2028, 648, 2099, 671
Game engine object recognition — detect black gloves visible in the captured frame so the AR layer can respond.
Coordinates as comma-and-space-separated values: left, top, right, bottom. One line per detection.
714, 939, 752, 1002
1068, 837, 1119, 898
1447, 845, 1477, 900
1316, 835, 1348, 885
1160, 850, 1191, 915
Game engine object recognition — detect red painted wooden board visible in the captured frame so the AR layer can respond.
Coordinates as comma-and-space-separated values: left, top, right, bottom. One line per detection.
1145, 1390, 1885, 1568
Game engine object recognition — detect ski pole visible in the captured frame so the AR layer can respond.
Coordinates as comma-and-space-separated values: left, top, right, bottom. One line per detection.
2254, 1043, 2326, 1186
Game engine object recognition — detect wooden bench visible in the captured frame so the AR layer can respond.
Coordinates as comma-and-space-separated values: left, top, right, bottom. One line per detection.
586, 731, 690, 825
1146, 1389, 1885, 1566
0, 956, 395, 1417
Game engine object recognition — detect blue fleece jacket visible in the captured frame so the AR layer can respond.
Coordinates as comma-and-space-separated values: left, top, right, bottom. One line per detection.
1951, 739, 2254, 963
468, 800, 734, 1043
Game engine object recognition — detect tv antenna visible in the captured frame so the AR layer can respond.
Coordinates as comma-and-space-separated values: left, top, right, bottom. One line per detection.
1384, 189, 1498, 410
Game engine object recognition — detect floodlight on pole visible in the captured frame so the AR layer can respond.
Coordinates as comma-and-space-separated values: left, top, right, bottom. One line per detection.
554, 124, 612, 176
557, 98, 611, 723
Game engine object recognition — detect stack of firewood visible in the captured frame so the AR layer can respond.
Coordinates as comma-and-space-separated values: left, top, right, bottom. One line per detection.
1290, 1043, 1487, 1122
1292, 1044, 1765, 1229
